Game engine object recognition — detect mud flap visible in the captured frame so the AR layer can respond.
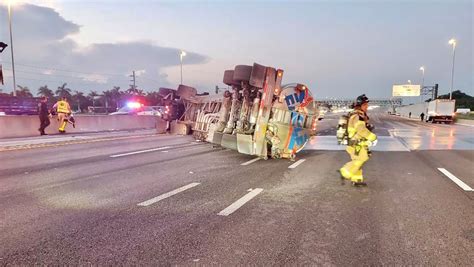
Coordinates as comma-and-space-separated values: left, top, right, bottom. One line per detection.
237, 133, 253, 155
221, 134, 238, 150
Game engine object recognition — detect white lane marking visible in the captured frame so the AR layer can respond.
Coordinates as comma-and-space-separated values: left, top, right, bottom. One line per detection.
456, 123, 474, 128
438, 168, 473, 191
218, 188, 263, 216
137, 182, 201, 206
241, 157, 260, 166
110, 146, 171, 158
289, 159, 306, 169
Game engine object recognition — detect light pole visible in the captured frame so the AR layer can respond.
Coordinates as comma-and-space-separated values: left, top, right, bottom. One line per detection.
8, 0, 17, 96
419, 66, 425, 102
179, 50, 186, 85
448, 38, 456, 100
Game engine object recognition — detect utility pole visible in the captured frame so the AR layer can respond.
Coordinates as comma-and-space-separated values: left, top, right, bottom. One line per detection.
8, 2, 17, 96
129, 71, 136, 92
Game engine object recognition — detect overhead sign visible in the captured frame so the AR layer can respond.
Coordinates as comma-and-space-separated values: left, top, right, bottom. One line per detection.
392, 84, 421, 96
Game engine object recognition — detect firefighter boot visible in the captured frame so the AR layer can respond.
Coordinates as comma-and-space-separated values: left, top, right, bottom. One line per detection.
59, 119, 67, 133
351, 169, 367, 187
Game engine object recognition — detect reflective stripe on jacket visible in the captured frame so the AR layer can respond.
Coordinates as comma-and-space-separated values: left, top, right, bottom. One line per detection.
347, 110, 376, 144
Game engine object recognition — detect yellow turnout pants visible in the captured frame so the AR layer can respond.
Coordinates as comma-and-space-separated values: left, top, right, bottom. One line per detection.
58, 113, 68, 132
340, 145, 369, 183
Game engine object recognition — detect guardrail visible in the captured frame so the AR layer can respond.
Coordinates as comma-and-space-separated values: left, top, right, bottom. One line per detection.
0, 115, 164, 139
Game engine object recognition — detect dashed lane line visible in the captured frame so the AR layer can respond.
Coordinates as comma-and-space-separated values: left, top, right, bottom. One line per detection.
289, 159, 306, 169
241, 157, 261, 166
110, 146, 171, 158
218, 188, 264, 216
438, 168, 473, 192
137, 182, 201, 207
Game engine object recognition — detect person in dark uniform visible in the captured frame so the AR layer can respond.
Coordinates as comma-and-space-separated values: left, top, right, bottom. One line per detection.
38, 96, 51, 135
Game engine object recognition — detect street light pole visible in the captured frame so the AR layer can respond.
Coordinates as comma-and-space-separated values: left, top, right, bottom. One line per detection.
8, 0, 17, 97
448, 39, 456, 100
180, 50, 186, 85
419, 66, 425, 102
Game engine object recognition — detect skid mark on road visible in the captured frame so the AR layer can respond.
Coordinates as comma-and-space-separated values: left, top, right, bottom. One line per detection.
137, 182, 201, 206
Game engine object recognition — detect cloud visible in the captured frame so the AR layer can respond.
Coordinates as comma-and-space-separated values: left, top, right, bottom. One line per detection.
0, 3, 208, 93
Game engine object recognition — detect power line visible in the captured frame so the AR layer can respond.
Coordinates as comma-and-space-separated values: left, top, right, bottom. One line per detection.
0, 60, 126, 77
1, 61, 161, 83
3, 67, 124, 81
12, 75, 106, 85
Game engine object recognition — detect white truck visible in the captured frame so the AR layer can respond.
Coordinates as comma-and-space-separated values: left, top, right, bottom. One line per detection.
426, 99, 456, 123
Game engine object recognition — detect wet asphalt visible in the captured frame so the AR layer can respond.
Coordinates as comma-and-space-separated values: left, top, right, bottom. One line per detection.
1, 113, 473, 265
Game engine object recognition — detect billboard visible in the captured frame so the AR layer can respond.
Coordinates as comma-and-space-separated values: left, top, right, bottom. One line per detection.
392, 84, 421, 96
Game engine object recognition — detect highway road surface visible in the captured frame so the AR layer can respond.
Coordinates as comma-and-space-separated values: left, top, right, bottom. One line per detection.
1, 112, 473, 265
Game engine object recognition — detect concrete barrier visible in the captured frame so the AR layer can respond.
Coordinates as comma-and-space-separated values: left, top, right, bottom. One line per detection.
0, 115, 166, 139
396, 103, 428, 118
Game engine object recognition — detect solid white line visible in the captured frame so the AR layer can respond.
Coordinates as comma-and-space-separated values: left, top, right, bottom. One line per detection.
241, 157, 260, 166
137, 182, 201, 206
455, 123, 474, 128
288, 159, 306, 169
438, 168, 473, 191
110, 146, 171, 158
218, 188, 263, 216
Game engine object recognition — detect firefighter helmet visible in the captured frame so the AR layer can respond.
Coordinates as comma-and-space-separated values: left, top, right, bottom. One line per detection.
355, 94, 369, 107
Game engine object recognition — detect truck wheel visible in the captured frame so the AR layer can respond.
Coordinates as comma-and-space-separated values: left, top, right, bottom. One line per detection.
177, 85, 197, 99
249, 63, 267, 88
223, 70, 240, 86
233, 65, 252, 82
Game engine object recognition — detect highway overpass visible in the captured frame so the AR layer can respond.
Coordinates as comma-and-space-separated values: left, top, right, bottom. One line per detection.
316, 98, 402, 107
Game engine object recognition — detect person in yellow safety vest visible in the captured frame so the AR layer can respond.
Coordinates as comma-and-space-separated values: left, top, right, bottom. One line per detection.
339, 94, 377, 186
53, 96, 72, 133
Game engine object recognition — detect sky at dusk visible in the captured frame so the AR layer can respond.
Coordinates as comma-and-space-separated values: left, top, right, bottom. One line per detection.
0, 0, 472, 99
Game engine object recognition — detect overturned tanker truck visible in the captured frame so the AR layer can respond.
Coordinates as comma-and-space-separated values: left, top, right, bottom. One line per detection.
185, 63, 319, 160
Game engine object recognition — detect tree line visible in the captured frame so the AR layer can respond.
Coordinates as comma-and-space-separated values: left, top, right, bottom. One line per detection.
0, 83, 164, 112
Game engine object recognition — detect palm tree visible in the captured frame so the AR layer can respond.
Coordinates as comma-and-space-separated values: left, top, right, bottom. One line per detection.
55, 83, 72, 99
72, 90, 89, 113
88, 90, 99, 99
126, 86, 138, 95
16, 85, 33, 97
103, 89, 113, 112
37, 85, 54, 99
110, 86, 122, 109
88, 90, 100, 110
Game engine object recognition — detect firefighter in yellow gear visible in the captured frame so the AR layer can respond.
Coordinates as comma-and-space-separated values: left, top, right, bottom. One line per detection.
339, 94, 377, 186
53, 96, 72, 133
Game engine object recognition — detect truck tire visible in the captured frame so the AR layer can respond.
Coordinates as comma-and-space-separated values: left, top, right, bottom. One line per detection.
233, 65, 252, 82
223, 70, 240, 86
250, 63, 267, 88
159, 87, 176, 97
177, 85, 197, 99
